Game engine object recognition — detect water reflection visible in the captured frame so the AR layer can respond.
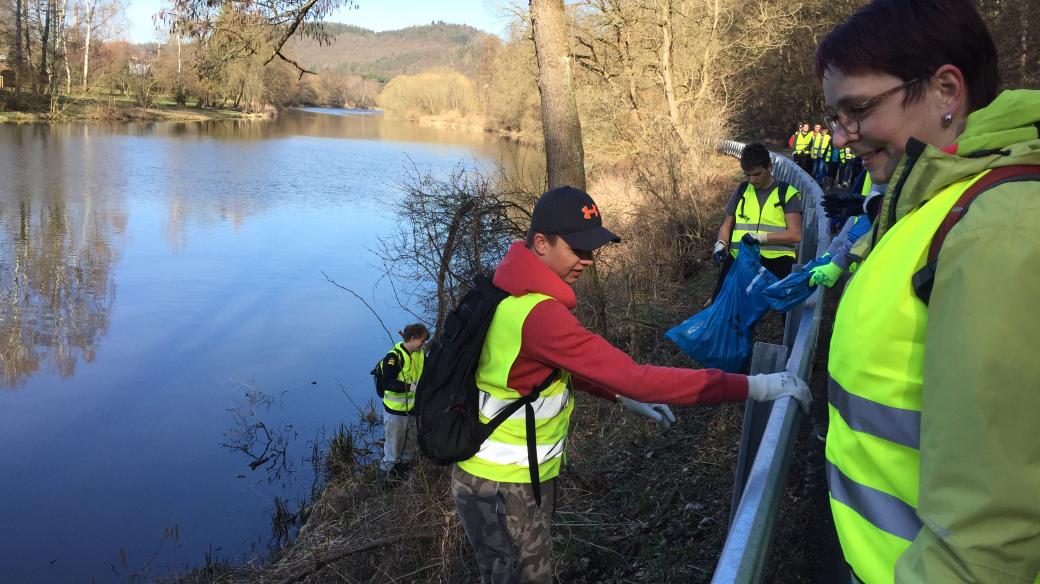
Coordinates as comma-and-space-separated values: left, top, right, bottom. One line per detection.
0, 108, 544, 582
1, 111, 516, 391
0, 126, 123, 388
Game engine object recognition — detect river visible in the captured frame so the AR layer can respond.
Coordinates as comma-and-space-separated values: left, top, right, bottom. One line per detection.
0, 108, 541, 583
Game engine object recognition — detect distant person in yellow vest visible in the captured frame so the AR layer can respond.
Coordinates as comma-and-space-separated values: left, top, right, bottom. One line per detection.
711, 142, 804, 300
375, 323, 428, 484
817, 0, 1040, 581
453, 185, 811, 584
793, 122, 815, 172
811, 127, 833, 184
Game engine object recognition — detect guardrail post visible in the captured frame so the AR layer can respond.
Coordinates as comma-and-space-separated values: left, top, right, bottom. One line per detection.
729, 342, 789, 524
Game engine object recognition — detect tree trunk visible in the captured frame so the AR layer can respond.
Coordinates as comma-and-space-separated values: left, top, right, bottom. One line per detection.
659, 1, 679, 128
82, 2, 94, 92
26, 0, 39, 92
529, 0, 586, 190
40, 0, 52, 87
530, 0, 608, 329
63, 32, 72, 93
54, 0, 68, 99
14, 0, 23, 91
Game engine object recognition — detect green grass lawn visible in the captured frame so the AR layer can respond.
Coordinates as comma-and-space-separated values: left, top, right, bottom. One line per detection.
0, 88, 268, 123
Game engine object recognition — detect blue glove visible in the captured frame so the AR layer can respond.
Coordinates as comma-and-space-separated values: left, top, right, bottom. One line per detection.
809, 261, 844, 288
846, 214, 872, 245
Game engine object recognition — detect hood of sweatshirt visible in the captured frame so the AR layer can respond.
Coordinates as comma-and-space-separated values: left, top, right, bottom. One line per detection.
492, 241, 577, 310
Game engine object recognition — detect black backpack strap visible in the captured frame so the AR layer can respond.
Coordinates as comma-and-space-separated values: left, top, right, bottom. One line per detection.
525, 371, 559, 507
481, 370, 559, 506
735, 181, 750, 220
773, 182, 790, 208
913, 165, 1040, 304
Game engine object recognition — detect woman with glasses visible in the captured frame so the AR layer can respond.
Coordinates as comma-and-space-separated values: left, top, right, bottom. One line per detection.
375, 323, 429, 485
816, 1, 1040, 582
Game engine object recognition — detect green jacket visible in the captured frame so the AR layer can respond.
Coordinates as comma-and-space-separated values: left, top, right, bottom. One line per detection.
868, 90, 1040, 583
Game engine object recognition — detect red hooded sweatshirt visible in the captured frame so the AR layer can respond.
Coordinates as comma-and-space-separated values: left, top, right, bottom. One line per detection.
493, 241, 748, 404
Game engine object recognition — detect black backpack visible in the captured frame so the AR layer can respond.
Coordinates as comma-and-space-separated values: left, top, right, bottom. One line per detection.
415, 274, 556, 503
370, 346, 405, 398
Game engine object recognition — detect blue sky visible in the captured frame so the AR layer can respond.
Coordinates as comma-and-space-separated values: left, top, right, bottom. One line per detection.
124, 0, 511, 43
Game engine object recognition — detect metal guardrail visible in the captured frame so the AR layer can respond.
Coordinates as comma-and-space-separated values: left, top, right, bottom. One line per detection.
711, 140, 832, 583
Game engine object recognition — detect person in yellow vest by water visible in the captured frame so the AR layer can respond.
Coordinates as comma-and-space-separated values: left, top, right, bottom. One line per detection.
711, 142, 803, 300
375, 323, 428, 484
817, 0, 1040, 581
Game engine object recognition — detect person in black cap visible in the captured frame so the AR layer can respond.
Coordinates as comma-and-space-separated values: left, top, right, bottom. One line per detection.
451, 185, 812, 584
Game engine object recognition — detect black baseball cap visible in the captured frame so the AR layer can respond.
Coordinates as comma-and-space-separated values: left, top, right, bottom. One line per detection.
529, 186, 621, 251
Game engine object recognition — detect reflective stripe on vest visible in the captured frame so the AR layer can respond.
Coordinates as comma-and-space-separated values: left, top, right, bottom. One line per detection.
730, 182, 798, 259
826, 171, 991, 584
457, 293, 574, 483
794, 132, 814, 154
382, 342, 424, 413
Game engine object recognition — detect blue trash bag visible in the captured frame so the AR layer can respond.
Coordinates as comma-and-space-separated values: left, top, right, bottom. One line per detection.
665, 241, 779, 373
762, 256, 829, 313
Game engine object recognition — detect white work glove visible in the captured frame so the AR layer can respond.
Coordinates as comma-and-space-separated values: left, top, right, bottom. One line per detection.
617, 396, 677, 431
745, 231, 769, 243
712, 240, 728, 267
747, 372, 811, 414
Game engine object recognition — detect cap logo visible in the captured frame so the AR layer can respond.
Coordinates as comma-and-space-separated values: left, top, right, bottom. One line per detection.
581, 205, 600, 220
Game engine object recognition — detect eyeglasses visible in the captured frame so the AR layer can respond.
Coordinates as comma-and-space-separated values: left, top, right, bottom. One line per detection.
823, 76, 929, 136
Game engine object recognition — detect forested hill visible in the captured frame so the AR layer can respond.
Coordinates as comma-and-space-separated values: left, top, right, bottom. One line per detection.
288, 22, 497, 82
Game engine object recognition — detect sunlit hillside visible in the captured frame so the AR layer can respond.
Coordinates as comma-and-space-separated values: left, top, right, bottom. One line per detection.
287, 22, 499, 82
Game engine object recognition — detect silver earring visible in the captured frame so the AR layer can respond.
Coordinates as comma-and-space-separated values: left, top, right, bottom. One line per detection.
942, 112, 953, 127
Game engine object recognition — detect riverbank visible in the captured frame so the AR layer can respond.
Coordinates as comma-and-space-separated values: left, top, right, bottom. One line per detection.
381, 110, 541, 147
0, 90, 273, 123
172, 154, 831, 583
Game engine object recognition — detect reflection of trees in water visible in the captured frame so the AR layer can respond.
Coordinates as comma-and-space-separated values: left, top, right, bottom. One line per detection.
161, 186, 265, 251
0, 129, 125, 388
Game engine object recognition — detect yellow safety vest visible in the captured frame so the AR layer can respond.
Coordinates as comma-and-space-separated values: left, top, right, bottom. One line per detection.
812, 134, 832, 159
794, 132, 814, 154
826, 171, 991, 584
730, 182, 799, 260
457, 293, 574, 483
861, 172, 873, 196
381, 342, 424, 414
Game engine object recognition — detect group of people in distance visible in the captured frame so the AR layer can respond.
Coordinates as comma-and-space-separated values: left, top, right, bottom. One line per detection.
790, 121, 863, 189
369, 0, 1040, 582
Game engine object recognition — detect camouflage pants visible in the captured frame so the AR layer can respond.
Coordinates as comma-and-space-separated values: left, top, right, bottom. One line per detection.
451, 465, 556, 584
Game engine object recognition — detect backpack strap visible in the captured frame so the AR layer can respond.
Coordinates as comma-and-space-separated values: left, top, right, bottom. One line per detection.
912, 165, 1040, 304
481, 370, 559, 506
773, 182, 790, 208
735, 181, 750, 220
